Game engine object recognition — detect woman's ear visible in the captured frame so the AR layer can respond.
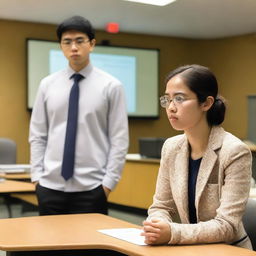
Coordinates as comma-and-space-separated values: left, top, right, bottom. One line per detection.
202, 96, 214, 111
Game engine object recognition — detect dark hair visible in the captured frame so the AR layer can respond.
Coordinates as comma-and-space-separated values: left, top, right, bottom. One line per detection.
166, 64, 226, 126
56, 16, 95, 42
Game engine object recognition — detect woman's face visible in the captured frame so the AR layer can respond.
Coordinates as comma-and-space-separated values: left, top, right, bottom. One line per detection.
164, 75, 208, 132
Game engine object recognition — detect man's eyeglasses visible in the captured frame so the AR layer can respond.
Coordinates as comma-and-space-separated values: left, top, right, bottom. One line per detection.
159, 95, 196, 108
61, 38, 90, 47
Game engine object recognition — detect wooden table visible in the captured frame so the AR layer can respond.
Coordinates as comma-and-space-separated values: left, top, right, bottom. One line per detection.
109, 156, 160, 209
0, 213, 255, 256
0, 174, 37, 206
9, 193, 38, 206
0, 172, 31, 181
0, 180, 35, 193
0, 180, 35, 217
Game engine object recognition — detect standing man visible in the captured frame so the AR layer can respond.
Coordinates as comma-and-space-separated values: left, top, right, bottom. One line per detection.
29, 16, 129, 215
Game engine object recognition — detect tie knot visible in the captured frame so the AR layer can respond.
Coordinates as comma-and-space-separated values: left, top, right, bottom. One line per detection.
72, 73, 84, 83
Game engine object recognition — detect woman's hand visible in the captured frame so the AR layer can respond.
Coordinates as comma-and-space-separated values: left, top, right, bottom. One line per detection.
141, 218, 171, 245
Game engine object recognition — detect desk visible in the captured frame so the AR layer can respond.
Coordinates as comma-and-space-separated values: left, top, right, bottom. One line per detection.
10, 193, 38, 206
0, 173, 35, 205
0, 213, 255, 256
0, 173, 31, 181
0, 180, 35, 193
109, 155, 160, 209
0, 180, 35, 217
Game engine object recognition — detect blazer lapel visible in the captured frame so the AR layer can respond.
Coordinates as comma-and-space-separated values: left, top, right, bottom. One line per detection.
195, 126, 224, 213
173, 137, 190, 223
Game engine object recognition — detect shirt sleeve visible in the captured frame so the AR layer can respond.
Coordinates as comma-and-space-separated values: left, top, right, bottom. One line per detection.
29, 80, 48, 182
148, 140, 178, 223
102, 82, 129, 191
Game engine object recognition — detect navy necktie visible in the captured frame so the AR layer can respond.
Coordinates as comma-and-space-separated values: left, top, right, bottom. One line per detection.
61, 73, 84, 181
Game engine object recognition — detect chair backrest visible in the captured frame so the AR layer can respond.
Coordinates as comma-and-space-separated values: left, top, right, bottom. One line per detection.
0, 138, 16, 164
243, 198, 256, 251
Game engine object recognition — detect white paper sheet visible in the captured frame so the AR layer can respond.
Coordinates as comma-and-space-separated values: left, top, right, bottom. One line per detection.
0, 164, 31, 173
98, 228, 146, 245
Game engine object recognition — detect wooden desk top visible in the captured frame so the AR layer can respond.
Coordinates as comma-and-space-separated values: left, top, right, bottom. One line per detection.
0, 180, 35, 193
0, 173, 31, 180
0, 214, 255, 256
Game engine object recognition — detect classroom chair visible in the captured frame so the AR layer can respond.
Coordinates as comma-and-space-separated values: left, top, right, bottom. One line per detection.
0, 137, 17, 164
243, 198, 256, 251
0, 137, 17, 217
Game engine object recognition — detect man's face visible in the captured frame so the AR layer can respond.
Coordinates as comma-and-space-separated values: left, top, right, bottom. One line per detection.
60, 30, 96, 71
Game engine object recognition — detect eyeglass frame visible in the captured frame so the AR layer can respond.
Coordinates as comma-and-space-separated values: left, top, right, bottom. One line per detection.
61, 37, 91, 47
159, 94, 197, 108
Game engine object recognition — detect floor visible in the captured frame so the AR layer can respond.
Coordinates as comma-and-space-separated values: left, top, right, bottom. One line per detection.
0, 199, 147, 256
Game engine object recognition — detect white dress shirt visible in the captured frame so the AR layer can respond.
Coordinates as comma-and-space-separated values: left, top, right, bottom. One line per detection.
29, 63, 129, 192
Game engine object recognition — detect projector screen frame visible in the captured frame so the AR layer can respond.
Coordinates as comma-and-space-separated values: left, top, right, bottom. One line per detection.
26, 38, 160, 119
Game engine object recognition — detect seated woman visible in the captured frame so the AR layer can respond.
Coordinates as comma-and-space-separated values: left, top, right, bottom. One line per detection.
141, 64, 252, 249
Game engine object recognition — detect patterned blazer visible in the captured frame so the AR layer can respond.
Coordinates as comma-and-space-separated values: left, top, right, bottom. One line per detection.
148, 126, 252, 249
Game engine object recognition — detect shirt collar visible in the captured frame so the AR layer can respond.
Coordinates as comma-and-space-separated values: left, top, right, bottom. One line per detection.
67, 62, 93, 80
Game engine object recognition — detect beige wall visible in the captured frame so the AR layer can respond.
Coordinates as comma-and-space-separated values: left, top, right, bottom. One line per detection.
187, 36, 256, 138
1, 19, 256, 163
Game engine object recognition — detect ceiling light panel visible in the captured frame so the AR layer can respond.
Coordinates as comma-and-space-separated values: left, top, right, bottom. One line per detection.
123, 0, 176, 6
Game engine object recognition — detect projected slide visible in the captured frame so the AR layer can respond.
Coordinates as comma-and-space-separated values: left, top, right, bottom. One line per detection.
49, 50, 136, 113
49, 49, 68, 73
91, 53, 136, 113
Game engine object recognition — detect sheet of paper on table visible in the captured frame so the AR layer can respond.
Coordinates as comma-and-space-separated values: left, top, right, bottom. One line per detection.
98, 228, 146, 246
